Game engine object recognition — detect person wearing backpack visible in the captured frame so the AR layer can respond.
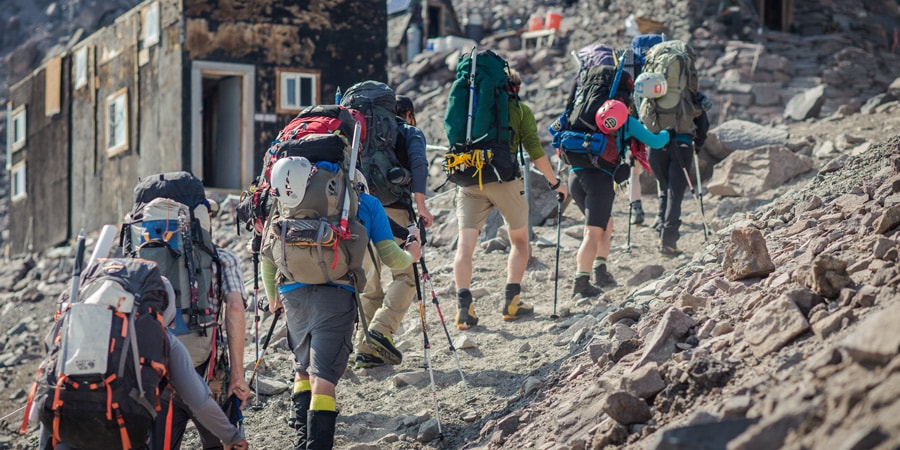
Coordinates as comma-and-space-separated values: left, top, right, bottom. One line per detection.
453, 68, 568, 330
353, 94, 433, 368
636, 40, 711, 255
260, 147, 422, 449
32, 262, 248, 450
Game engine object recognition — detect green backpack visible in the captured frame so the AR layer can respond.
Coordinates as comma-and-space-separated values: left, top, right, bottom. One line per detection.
637, 40, 702, 135
443, 49, 518, 187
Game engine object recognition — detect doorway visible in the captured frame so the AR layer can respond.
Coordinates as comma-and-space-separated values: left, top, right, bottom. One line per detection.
190, 61, 255, 190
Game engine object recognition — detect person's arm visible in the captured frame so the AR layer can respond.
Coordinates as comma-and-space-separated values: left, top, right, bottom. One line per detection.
625, 116, 671, 149
403, 126, 434, 227
693, 109, 710, 149
167, 333, 247, 447
360, 193, 421, 268
516, 103, 547, 162
218, 251, 250, 405
532, 155, 568, 198
261, 257, 281, 313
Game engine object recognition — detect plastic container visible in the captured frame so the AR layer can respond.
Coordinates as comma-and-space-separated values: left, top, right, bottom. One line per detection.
406, 23, 422, 60
545, 10, 563, 31
528, 14, 544, 31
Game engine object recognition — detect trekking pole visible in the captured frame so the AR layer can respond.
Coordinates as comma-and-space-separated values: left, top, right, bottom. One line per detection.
551, 157, 563, 320
416, 217, 473, 402
413, 256, 444, 439
248, 308, 282, 389
64, 229, 87, 311
676, 154, 710, 242
692, 152, 710, 241
251, 237, 261, 408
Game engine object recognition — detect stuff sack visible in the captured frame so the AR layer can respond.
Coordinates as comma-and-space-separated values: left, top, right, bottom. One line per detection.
23, 258, 169, 450
261, 135, 369, 289
630, 34, 665, 76
637, 39, 702, 134
443, 49, 519, 187
121, 171, 219, 367
340, 81, 409, 206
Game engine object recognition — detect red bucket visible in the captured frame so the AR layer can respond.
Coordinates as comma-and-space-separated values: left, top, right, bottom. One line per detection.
528, 15, 544, 31
546, 10, 563, 30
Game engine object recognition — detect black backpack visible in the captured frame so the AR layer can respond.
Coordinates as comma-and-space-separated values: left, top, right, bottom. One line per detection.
24, 258, 170, 450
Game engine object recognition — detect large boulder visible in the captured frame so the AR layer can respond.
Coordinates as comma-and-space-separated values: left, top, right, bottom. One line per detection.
705, 120, 790, 161
783, 85, 826, 121
707, 145, 815, 197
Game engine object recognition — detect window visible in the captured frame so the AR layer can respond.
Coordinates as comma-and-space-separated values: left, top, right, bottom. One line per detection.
278, 70, 319, 112
143, 2, 160, 47
74, 47, 88, 89
106, 89, 128, 155
11, 162, 26, 202
11, 106, 26, 151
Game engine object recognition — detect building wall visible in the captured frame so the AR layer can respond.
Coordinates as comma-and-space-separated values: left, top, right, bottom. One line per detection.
182, 0, 387, 175
69, 0, 185, 235
7, 63, 71, 254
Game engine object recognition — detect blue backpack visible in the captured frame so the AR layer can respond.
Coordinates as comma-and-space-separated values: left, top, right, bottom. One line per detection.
631, 34, 665, 76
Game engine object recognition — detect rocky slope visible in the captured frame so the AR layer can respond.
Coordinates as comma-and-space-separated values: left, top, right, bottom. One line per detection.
2, 0, 900, 449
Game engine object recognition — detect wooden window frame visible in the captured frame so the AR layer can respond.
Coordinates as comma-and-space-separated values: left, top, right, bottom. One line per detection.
106, 88, 129, 156
11, 105, 26, 152
276, 69, 320, 114
11, 161, 26, 202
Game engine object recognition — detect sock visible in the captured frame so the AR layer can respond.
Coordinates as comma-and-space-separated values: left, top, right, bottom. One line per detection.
310, 394, 336, 412
504, 283, 521, 300
575, 271, 590, 279
592, 257, 607, 270
458, 288, 472, 300
293, 379, 311, 395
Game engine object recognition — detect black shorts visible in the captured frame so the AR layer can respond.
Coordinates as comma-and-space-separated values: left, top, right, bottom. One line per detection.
568, 169, 615, 228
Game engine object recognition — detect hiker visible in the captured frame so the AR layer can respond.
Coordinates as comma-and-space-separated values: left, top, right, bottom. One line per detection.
565, 100, 671, 297
627, 34, 665, 227
647, 107, 709, 255
353, 94, 433, 369
453, 68, 568, 330
35, 270, 248, 450
261, 157, 422, 449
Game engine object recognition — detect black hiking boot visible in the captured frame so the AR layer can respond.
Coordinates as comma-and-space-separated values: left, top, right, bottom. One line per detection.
307, 410, 338, 450
353, 352, 385, 369
630, 201, 645, 225
456, 289, 479, 330
593, 265, 618, 288
288, 391, 311, 450
572, 274, 602, 298
367, 330, 402, 365
502, 283, 533, 321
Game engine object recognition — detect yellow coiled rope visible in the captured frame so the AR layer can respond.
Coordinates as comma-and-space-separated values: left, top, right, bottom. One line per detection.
444, 149, 493, 189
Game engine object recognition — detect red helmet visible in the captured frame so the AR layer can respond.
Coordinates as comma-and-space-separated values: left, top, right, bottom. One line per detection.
594, 99, 628, 134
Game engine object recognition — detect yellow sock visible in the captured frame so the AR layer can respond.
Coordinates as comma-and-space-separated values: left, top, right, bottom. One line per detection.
293, 380, 311, 395
310, 394, 336, 411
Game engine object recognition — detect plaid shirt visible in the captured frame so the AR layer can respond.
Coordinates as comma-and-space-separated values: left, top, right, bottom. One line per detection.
216, 248, 245, 307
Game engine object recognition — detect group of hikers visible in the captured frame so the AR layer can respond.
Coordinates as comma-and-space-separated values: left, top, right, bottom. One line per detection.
20, 33, 710, 450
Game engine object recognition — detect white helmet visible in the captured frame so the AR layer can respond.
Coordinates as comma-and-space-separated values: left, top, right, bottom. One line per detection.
270, 156, 313, 209
354, 169, 369, 194
634, 72, 668, 99
161, 276, 176, 328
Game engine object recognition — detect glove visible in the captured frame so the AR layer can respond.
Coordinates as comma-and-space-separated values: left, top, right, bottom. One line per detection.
405, 225, 421, 245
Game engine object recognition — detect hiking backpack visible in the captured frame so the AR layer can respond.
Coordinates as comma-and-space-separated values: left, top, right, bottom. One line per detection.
121, 171, 220, 367
260, 131, 369, 289
637, 39, 702, 134
443, 48, 519, 188
23, 258, 170, 450
630, 34, 665, 77
550, 45, 634, 171
237, 105, 364, 236
340, 81, 409, 207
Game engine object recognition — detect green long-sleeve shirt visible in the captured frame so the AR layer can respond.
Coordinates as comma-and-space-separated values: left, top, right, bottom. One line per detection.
508, 100, 549, 161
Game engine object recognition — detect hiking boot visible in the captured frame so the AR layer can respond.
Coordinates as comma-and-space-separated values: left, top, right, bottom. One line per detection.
288, 391, 311, 450
353, 352, 385, 369
502, 284, 533, 321
593, 265, 618, 288
630, 201, 645, 225
572, 274, 602, 298
367, 330, 402, 365
456, 289, 479, 330
660, 244, 682, 257
307, 410, 338, 450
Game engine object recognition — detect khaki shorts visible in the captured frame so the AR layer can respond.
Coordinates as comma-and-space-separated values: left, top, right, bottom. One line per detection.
456, 178, 528, 231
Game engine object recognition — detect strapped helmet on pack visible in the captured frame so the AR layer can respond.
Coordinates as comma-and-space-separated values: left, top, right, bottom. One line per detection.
595, 99, 628, 134
634, 72, 668, 99
270, 156, 314, 209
